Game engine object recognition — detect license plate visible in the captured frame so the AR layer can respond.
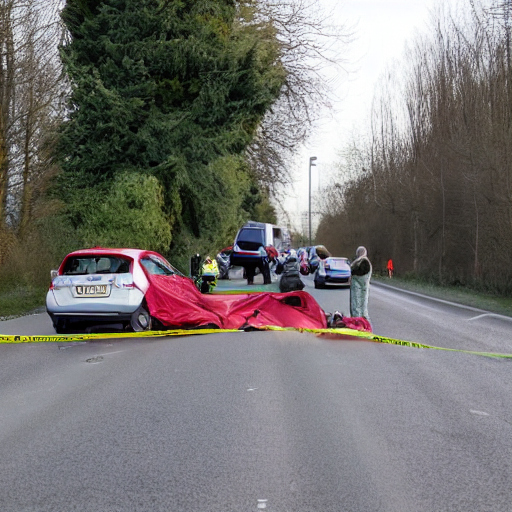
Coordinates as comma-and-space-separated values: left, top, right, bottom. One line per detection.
75, 285, 108, 297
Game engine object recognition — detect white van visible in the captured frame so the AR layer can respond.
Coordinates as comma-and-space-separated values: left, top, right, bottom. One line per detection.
230, 221, 291, 268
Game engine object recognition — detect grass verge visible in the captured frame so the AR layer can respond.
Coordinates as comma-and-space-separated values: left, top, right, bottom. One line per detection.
0, 286, 47, 320
372, 276, 512, 318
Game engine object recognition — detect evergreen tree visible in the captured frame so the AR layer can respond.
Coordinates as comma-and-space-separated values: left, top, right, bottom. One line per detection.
56, 0, 284, 255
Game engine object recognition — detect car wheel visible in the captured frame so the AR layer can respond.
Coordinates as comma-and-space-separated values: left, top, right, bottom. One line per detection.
131, 306, 152, 332
314, 280, 323, 289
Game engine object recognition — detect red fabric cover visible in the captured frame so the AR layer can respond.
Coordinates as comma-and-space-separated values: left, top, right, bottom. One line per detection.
144, 274, 328, 330
339, 316, 372, 333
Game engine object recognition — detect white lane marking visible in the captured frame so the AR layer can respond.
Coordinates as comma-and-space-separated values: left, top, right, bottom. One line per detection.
257, 499, 268, 509
247, 388, 258, 392
468, 313, 511, 322
374, 282, 485, 312
470, 410, 490, 416
373, 282, 512, 321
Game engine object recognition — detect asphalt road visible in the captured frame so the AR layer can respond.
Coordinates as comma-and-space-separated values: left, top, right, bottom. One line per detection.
1, 277, 512, 511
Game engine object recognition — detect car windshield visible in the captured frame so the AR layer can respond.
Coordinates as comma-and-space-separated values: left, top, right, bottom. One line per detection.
140, 256, 176, 276
62, 256, 131, 275
328, 258, 349, 269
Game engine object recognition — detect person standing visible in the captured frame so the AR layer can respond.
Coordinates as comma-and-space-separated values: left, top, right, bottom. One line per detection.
350, 246, 372, 323
276, 250, 305, 292
245, 246, 272, 285
387, 258, 394, 278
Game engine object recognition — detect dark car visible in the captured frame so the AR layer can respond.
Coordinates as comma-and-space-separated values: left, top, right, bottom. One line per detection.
314, 257, 351, 288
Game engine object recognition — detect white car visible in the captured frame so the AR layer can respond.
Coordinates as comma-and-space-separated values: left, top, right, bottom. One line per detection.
46, 247, 181, 333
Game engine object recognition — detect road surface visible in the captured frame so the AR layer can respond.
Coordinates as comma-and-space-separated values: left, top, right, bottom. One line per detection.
1, 277, 511, 511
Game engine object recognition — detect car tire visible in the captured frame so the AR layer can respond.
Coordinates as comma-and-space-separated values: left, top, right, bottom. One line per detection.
130, 306, 152, 332
314, 280, 323, 289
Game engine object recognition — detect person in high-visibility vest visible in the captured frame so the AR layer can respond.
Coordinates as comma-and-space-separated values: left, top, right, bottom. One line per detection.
195, 256, 219, 294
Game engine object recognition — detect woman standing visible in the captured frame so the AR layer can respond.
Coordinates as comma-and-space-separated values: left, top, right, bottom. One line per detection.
350, 246, 372, 323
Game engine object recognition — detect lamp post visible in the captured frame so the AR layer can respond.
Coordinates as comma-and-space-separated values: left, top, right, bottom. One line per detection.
308, 156, 317, 246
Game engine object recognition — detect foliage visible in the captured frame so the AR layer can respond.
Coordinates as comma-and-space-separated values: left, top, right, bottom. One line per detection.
0, 287, 47, 319
56, 0, 285, 256
76, 172, 172, 253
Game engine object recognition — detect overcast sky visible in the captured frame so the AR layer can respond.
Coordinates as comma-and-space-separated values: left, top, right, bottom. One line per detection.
282, 0, 450, 229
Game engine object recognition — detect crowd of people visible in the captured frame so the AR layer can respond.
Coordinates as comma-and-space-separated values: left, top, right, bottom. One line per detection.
188, 243, 376, 329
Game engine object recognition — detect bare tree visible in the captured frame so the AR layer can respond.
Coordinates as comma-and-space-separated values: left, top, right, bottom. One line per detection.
245, 0, 352, 190
0, 0, 64, 245
0, 1, 15, 228
319, 0, 512, 289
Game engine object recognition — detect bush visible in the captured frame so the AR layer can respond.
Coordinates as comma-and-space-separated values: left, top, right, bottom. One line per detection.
77, 172, 172, 253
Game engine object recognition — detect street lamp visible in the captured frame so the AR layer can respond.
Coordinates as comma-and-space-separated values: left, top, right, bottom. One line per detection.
308, 156, 317, 246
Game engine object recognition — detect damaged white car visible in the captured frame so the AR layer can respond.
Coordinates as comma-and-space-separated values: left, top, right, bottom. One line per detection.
46, 247, 180, 333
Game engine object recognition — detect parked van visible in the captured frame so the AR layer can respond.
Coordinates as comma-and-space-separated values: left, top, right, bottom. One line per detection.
230, 221, 291, 268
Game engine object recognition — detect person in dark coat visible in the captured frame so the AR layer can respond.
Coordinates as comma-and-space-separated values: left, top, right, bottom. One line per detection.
277, 250, 305, 293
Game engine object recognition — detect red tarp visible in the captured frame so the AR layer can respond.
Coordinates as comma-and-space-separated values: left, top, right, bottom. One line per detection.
144, 274, 328, 330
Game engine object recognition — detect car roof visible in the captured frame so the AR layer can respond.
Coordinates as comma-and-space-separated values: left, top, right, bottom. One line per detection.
63, 247, 161, 260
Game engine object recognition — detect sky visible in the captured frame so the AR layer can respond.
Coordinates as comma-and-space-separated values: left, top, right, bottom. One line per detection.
282, 0, 452, 231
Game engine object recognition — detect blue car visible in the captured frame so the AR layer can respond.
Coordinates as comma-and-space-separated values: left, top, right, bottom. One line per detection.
314, 257, 351, 289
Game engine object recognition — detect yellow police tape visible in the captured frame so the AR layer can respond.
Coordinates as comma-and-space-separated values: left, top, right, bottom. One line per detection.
0, 328, 238, 344
0, 326, 511, 359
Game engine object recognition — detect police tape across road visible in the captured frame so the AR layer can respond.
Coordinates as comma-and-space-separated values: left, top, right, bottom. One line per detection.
1, 326, 512, 359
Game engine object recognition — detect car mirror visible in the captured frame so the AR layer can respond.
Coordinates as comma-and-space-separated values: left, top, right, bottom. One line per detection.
50, 269, 58, 279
